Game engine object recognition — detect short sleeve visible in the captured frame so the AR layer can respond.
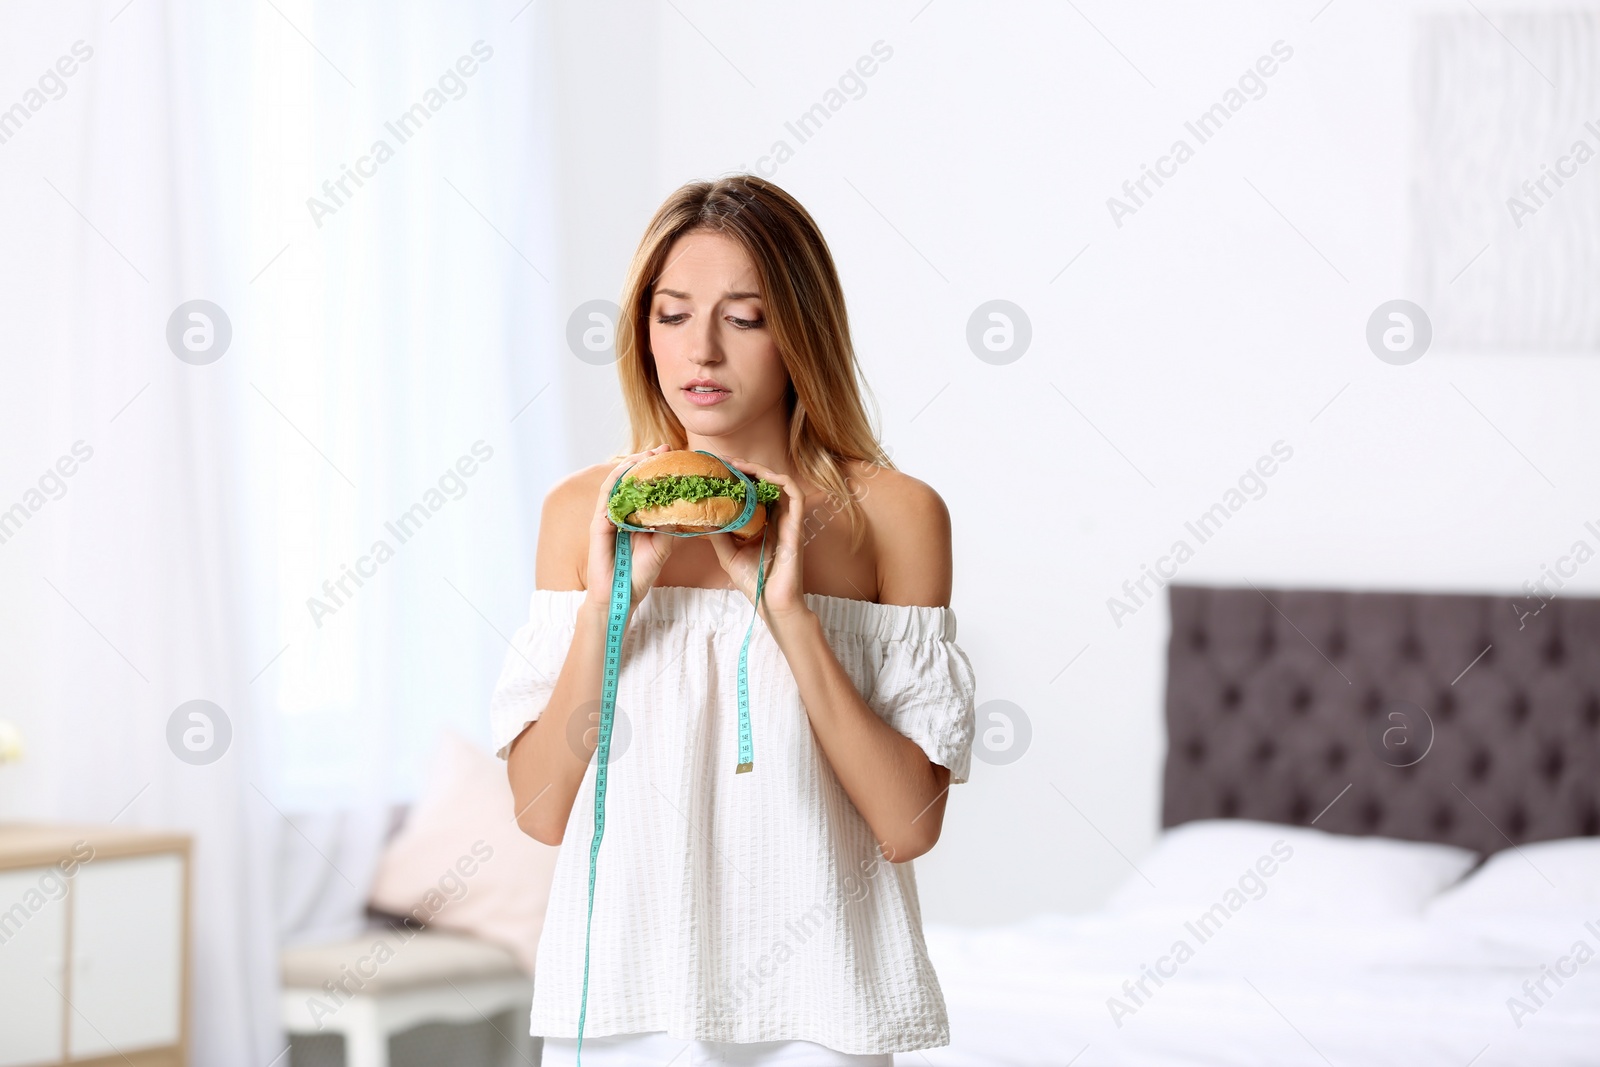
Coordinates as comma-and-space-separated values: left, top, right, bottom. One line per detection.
867, 634, 978, 785
488, 591, 581, 760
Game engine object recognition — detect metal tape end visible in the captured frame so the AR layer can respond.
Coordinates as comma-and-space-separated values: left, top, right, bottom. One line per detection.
736, 762, 753, 774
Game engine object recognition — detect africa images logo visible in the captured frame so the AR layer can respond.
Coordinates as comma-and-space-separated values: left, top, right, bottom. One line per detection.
1106, 40, 1294, 229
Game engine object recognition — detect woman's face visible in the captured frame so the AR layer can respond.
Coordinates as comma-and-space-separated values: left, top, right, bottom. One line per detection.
647, 229, 790, 438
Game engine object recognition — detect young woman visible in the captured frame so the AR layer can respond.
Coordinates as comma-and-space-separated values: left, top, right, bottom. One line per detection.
491, 175, 977, 1066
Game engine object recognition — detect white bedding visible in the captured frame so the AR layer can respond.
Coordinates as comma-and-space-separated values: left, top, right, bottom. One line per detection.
923, 912, 1600, 1066
921, 826, 1600, 1067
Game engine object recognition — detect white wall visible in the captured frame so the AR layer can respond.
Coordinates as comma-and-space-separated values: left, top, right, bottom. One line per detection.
547, 0, 1600, 925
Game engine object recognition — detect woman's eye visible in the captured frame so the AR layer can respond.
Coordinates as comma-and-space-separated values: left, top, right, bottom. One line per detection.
654, 312, 762, 328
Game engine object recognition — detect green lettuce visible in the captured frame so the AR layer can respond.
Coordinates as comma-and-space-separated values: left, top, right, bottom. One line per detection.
608, 473, 781, 526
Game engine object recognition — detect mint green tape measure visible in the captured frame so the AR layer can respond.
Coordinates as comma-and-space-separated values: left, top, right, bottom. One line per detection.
576, 450, 770, 1063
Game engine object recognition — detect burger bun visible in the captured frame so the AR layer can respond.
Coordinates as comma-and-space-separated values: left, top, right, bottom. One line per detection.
626, 449, 734, 482
631, 496, 767, 542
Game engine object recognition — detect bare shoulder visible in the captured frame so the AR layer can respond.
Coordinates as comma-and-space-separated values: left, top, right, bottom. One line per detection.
534, 461, 613, 592
845, 461, 953, 609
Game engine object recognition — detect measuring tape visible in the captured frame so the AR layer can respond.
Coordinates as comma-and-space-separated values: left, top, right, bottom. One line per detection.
575, 450, 770, 1063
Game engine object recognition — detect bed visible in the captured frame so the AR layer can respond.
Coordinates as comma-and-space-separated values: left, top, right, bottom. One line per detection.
923, 583, 1600, 1066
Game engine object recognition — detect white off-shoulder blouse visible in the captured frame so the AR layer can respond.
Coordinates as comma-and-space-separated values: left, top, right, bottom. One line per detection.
488, 585, 978, 1056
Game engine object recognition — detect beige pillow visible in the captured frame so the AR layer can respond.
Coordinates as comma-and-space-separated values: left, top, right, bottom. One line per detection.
368, 729, 560, 974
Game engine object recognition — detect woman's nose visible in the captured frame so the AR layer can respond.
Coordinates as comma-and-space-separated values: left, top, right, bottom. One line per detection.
686, 321, 722, 365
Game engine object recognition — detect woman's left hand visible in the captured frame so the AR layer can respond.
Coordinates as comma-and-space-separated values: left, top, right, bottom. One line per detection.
707, 457, 810, 627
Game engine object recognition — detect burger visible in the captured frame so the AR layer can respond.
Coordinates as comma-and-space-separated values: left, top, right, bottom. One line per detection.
607, 450, 782, 541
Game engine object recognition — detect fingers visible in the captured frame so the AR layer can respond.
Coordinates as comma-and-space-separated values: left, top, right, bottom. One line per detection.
718, 456, 791, 505
720, 455, 795, 493
718, 454, 768, 480
704, 532, 755, 603
629, 529, 676, 598
709, 529, 751, 563
719, 456, 798, 505
727, 461, 793, 552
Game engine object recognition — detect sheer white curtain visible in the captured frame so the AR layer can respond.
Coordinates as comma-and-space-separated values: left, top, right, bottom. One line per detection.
4, 4, 286, 1063
242, 0, 564, 948
243, 2, 563, 809
0, 1, 562, 1062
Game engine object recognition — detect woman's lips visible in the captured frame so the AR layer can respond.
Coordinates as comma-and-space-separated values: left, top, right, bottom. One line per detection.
683, 386, 731, 406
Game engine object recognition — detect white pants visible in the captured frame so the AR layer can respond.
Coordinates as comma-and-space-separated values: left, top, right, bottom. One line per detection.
539, 1031, 894, 1066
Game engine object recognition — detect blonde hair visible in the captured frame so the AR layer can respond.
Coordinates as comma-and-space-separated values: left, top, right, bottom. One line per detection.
612, 175, 892, 551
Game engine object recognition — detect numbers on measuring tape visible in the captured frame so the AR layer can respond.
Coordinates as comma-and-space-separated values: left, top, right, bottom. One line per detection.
575, 454, 770, 1064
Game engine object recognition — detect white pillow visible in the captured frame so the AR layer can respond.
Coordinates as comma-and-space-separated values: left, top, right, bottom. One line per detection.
1105, 819, 1479, 921
367, 729, 561, 974
1426, 837, 1600, 917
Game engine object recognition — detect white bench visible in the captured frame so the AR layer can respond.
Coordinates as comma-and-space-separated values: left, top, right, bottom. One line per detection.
280, 927, 537, 1067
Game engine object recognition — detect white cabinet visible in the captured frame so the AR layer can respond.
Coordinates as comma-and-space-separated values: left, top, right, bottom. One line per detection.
69, 855, 185, 1057
0, 825, 189, 1067
0, 867, 69, 1067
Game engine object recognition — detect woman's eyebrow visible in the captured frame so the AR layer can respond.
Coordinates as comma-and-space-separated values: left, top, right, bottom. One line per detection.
654, 288, 762, 300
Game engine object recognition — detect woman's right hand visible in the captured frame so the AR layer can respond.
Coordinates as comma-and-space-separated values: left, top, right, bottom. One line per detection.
584, 444, 677, 612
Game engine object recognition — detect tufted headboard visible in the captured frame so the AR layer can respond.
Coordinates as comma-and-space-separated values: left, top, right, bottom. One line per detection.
1162, 584, 1600, 854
